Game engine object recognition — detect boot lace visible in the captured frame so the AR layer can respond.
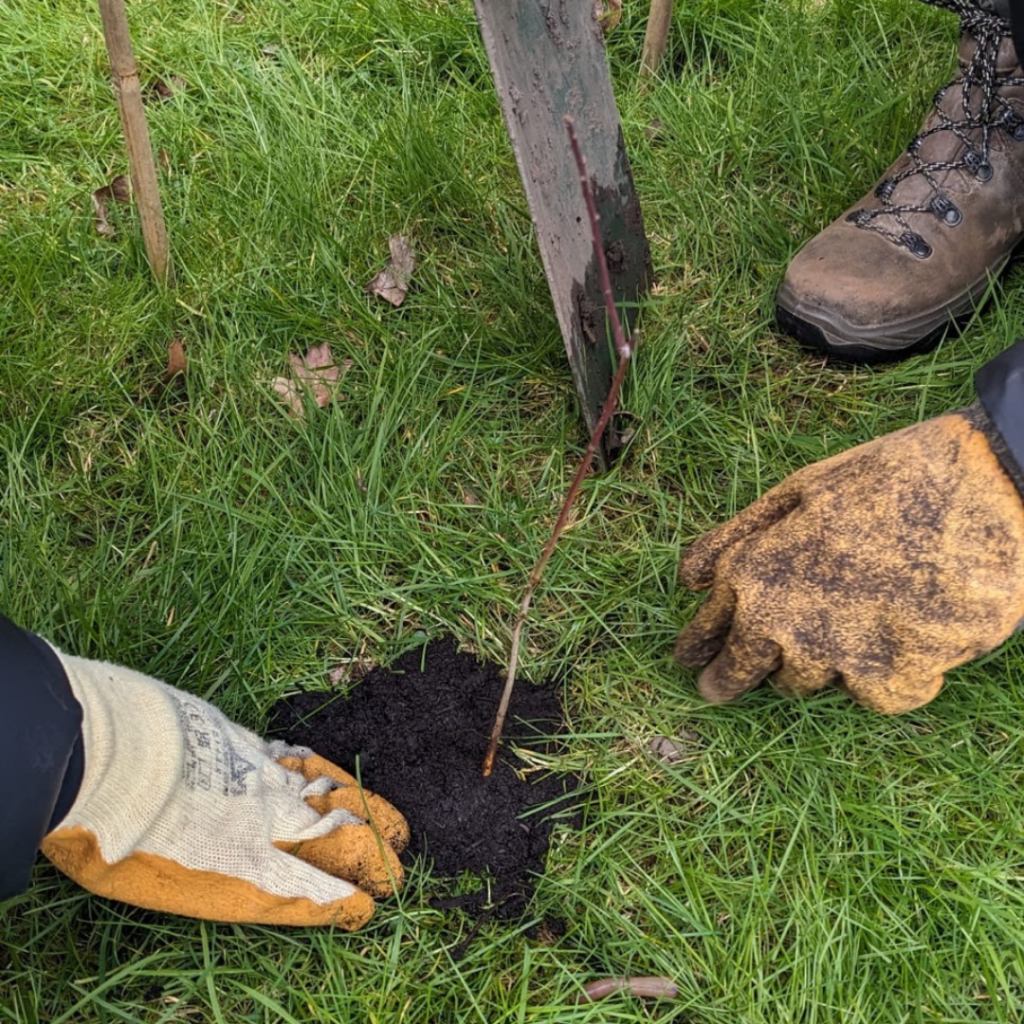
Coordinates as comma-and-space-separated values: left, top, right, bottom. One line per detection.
847, 0, 1024, 259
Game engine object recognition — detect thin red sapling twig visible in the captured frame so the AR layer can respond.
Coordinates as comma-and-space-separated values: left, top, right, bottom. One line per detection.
482, 117, 636, 777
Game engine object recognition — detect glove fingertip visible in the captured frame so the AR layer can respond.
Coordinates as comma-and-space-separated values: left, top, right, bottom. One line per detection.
696, 635, 782, 705
674, 627, 723, 667
679, 488, 802, 590
678, 548, 716, 590
697, 675, 743, 704
675, 583, 736, 667
284, 825, 406, 900
327, 887, 377, 931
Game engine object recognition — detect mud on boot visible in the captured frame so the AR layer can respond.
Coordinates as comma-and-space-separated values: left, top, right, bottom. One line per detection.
776, 0, 1024, 363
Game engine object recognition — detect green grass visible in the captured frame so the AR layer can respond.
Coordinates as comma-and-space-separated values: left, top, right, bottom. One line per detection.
3, 0, 1024, 1020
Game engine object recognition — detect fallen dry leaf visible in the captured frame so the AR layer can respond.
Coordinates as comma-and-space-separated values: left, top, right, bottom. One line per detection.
146, 75, 187, 102
135, 337, 189, 403
328, 658, 372, 686
595, 0, 622, 35
644, 117, 677, 144
272, 342, 352, 418
366, 235, 415, 306
647, 731, 702, 766
165, 338, 187, 382
92, 175, 131, 237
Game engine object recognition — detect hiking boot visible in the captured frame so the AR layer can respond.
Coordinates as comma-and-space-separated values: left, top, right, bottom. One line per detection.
776, 0, 1024, 363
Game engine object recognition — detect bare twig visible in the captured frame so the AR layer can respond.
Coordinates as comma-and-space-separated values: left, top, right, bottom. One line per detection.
577, 977, 679, 1003
97, 0, 173, 287
482, 117, 635, 777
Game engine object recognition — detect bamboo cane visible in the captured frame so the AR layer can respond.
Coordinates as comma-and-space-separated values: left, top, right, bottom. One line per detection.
97, 0, 173, 287
640, 0, 674, 79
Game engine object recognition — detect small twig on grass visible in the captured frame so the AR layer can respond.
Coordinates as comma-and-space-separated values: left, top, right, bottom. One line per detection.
481, 117, 636, 777
577, 977, 679, 1003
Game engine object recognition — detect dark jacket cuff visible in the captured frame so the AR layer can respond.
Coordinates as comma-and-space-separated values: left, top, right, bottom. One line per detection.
975, 339, 1024, 499
0, 616, 84, 900
1012, 0, 1024, 67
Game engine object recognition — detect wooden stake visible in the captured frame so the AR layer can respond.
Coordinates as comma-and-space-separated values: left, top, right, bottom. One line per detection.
474, 0, 650, 467
640, 0, 674, 79
97, 0, 173, 287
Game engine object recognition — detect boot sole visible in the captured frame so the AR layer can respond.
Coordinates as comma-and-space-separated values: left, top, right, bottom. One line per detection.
775, 252, 1016, 365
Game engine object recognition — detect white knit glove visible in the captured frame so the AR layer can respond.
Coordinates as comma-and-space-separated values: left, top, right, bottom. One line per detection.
41, 649, 408, 928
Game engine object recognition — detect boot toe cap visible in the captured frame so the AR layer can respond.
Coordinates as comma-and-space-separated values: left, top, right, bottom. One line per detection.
776, 221, 971, 361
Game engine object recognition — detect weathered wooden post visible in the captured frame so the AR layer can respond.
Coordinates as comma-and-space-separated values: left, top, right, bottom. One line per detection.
474, 0, 651, 465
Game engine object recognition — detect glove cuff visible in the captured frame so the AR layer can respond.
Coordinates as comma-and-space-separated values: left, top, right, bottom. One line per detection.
51, 652, 188, 861
962, 404, 1024, 500
974, 339, 1024, 501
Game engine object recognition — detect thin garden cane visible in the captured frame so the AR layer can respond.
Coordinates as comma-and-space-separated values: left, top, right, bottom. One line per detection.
482, 117, 636, 777
640, 0, 674, 79
97, 0, 173, 287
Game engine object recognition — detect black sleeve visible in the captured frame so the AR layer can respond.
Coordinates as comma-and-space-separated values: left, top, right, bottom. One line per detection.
976, 339, 1024, 497
1011, 0, 1024, 69
0, 615, 84, 900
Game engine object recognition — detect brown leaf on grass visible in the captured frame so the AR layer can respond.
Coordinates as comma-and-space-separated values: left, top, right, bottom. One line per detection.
644, 117, 676, 145
366, 235, 415, 306
92, 175, 131, 237
165, 338, 187, 382
146, 75, 188, 102
647, 731, 702, 766
327, 638, 373, 686
135, 338, 188, 404
272, 342, 353, 419
595, 0, 622, 35
328, 658, 372, 686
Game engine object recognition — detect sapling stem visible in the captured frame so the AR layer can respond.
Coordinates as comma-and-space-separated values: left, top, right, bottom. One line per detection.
482, 117, 635, 777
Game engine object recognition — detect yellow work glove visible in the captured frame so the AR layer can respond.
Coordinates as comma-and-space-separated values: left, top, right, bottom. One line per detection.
41, 649, 408, 928
675, 409, 1024, 713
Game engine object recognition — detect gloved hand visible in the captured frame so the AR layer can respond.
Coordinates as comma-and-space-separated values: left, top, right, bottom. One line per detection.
40, 650, 409, 928
675, 409, 1024, 713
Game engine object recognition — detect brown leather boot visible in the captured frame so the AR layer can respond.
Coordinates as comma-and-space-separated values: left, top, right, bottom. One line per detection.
776, 1, 1024, 363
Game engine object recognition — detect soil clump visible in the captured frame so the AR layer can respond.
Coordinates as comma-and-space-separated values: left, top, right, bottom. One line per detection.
270, 637, 580, 919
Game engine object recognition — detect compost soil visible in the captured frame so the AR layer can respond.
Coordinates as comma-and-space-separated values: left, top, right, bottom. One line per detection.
270, 638, 580, 919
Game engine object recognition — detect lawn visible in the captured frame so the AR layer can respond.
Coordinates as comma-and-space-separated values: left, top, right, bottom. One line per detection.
3, 0, 1024, 1021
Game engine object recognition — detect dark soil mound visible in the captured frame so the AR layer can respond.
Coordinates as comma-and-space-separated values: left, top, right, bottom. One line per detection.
270, 637, 579, 919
